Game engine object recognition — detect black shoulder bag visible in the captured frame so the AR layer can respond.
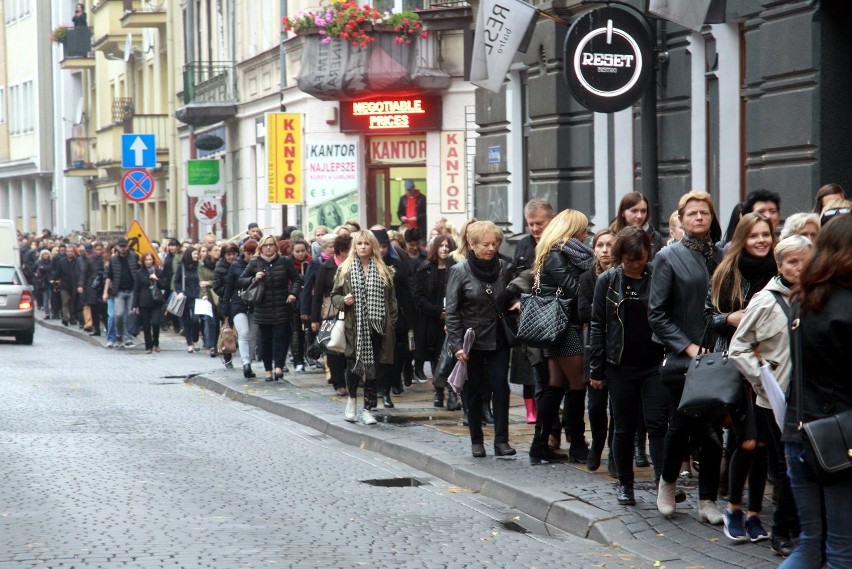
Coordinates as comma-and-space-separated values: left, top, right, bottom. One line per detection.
478, 278, 520, 348
790, 304, 852, 485
677, 321, 743, 418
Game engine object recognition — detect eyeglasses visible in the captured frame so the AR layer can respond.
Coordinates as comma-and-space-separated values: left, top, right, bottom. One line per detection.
262, 243, 276, 248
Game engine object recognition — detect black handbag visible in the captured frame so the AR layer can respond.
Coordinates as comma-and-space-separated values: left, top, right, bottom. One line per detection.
239, 278, 266, 306
677, 324, 743, 417
790, 304, 852, 485
478, 278, 520, 347
516, 272, 573, 348
433, 336, 455, 388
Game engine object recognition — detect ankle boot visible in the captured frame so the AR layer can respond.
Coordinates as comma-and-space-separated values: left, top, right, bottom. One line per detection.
446, 389, 462, 411
433, 387, 445, 408
524, 398, 537, 424
481, 402, 494, 425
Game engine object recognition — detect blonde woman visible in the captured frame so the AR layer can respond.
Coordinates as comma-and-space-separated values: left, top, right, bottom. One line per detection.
331, 230, 398, 425
450, 218, 478, 263
527, 210, 594, 464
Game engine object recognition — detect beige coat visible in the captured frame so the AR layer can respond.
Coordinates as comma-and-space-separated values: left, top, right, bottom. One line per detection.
330, 269, 397, 364
729, 277, 792, 409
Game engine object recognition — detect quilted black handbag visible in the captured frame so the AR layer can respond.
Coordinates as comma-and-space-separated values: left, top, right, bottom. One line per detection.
790, 305, 852, 485
515, 272, 572, 349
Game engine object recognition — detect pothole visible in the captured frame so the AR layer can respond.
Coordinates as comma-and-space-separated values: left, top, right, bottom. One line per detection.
360, 477, 424, 487
498, 520, 530, 534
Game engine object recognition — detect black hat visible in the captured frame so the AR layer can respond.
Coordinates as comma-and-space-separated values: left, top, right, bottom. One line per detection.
404, 227, 422, 243
116, 238, 128, 246
371, 229, 390, 245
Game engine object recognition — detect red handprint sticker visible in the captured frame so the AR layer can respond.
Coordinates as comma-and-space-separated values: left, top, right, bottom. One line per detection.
199, 201, 218, 220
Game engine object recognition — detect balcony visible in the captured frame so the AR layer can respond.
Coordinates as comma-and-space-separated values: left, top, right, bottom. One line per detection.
92, 0, 138, 57
175, 62, 238, 127
94, 97, 134, 169
65, 137, 98, 177
120, 0, 167, 29
60, 27, 95, 70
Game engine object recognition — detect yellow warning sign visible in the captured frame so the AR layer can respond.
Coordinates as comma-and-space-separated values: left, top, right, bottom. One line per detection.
125, 220, 161, 266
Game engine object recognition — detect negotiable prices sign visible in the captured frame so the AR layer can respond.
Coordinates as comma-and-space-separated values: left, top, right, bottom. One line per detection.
267, 113, 303, 204
340, 97, 442, 133
563, 7, 652, 113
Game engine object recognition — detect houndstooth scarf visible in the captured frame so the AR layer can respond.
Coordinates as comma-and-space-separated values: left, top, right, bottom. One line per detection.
350, 257, 385, 379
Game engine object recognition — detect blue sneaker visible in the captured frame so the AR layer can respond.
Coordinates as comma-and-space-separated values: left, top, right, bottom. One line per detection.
745, 516, 769, 542
723, 509, 748, 543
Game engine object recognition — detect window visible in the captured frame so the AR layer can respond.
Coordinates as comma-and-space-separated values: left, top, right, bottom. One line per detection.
9, 84, 17, 134
0, 87, 5, 123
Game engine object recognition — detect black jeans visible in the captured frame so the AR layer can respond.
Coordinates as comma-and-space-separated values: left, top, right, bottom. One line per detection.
327, 352, 347, 390
587, 382, 610, 454
138, 305, 162, 350
463, 348, 510, 445
662, 378, 723, 501
607, 364, 669, 484
345, 331, 382, 409
258, 321, 291, 372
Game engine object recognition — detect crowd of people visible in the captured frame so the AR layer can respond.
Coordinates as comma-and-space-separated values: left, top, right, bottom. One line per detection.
17, 182, 851, 567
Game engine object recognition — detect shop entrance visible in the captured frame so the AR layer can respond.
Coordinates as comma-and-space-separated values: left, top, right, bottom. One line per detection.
366, 166, 425, 229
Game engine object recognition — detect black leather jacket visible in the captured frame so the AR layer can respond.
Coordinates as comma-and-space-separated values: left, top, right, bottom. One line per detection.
537, 245, 583, 324
445, 258, 514, 353
648, 241, 723, 356
588, 265, 658, 379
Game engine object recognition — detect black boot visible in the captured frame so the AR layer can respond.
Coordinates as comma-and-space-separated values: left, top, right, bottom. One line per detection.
433, 387, 445, 408
586, 442, 604, 471
565, 389, 589, 463
481, 402, 494, 425
382, 392, 395, 409
446, 389, 462, 411
243, 364, 256, 379
530, 386, 569, 464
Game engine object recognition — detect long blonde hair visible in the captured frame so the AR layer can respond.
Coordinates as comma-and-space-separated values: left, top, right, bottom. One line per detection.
533, 210, 588, 274
451, 218, 478, 262
710, 212, 776, 311
334, 230, 394, 287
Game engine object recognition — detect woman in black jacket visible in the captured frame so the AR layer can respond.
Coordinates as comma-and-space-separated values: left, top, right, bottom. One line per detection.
311, 235, 351, 395
213, 243, 238, 368
706, 212, 778, 543
174, 247, 205, 352
589, 227, 666, 505
446, 221, 516, 458
413, 235, 457, 409
132, 252, 165, 354
239, 235, 302, 382
527, 210, 593, 464
779, 215, 852, 569
223, 239, 257, 378
648, 191, 726, 525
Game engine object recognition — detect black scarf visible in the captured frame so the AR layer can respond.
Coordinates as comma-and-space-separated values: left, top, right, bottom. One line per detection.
467, 251, 501, 283
738, 251, 777, 292
681, 232, 719, 276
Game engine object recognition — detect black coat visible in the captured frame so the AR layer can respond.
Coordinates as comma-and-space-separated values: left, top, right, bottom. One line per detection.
782, 287, 852, 442
53, 256, 80, 293
107, 251, 140, 296
413, 258, 454, 360
577, 266, 598, 326
222, 256, 249, 319
385, 254, 416, 334
173, 262, 201, 299
162, 252, 176, 291
512, 234, 537, 275
648, 241, 724, 356
34, 259, 52, 290
311, 257, 338, 323
539, 245, 584, 324
77, 253, 103, 305
238, 255, 302, 325
300, 257, 325, 318
445, 258, 514, 354
133, 267, 165, 309
212, 258, 231, 300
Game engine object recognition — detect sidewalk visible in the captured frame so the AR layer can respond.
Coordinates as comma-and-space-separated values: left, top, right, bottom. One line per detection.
39, 314, 783, 569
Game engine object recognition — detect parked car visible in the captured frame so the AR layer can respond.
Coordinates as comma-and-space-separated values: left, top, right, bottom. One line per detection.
0, 264, 34, 344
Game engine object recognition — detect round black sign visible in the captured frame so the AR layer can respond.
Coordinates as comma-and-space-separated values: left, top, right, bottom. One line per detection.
563, 7, 652, 113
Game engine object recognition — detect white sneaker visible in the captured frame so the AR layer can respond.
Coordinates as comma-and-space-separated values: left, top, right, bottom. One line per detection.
360, 409, 377, 425
295, 364, 304, 372
344, 398, 357, 422
698, 499, 724, 525
657, 478, 677, 517
105, 341, 114, 349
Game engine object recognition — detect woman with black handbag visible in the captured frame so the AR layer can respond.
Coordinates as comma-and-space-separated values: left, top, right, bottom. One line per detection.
589, 227, 666, 506
705, 212, 778, 542
223, 239, 258, 379
446, 221, 516, 457
239, 235, 302, 382
648, 191, 725, 524
312, 235, 351, 396
525, 210, 592, 464
132, 252, 165, 354
330, 231, 397, 425
413, 235, 458, 409
174, 247, 204, 353
779, 215, 852, 569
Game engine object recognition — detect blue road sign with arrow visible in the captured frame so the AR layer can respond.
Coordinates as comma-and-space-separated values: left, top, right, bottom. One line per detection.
122, 134, 156, 168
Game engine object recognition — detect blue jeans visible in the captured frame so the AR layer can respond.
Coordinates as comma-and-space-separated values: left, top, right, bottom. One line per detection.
113, 290, 134, 344
780, 442, 852, 569
106, 297, 116, 343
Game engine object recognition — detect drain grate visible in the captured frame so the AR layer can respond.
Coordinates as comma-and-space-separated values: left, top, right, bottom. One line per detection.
360, 477, 424, 487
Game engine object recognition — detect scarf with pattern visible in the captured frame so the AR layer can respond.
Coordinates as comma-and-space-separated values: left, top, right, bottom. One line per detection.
681, 232, 719, 276
349, 257, 385, 379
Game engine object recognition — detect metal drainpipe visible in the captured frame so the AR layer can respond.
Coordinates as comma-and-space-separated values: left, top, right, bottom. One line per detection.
640, 16, 660, 227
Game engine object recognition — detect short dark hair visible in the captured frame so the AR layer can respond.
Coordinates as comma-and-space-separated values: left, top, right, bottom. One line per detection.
611, 226, 652, 265
744, 189, 781, 214
334, 234, 352, 256
221, 243, 240, 255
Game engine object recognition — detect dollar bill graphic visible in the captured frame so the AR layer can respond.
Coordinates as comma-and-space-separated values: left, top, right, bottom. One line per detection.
307, 190, 360, 233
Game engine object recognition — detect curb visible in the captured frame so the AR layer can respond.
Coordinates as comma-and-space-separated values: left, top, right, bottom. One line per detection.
186, 374, 671, 564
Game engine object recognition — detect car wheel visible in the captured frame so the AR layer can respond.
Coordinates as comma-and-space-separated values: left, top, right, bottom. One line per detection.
16, 330, 34, 345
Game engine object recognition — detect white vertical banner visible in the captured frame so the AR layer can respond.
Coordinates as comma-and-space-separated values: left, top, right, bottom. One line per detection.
470, 0, 538, 93
440, 131, 467, 214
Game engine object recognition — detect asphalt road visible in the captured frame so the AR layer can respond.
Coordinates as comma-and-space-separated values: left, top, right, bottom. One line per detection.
0, 326, 642, 569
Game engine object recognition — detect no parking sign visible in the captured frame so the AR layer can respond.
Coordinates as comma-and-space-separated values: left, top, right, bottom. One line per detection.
121, 169, 155, 202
